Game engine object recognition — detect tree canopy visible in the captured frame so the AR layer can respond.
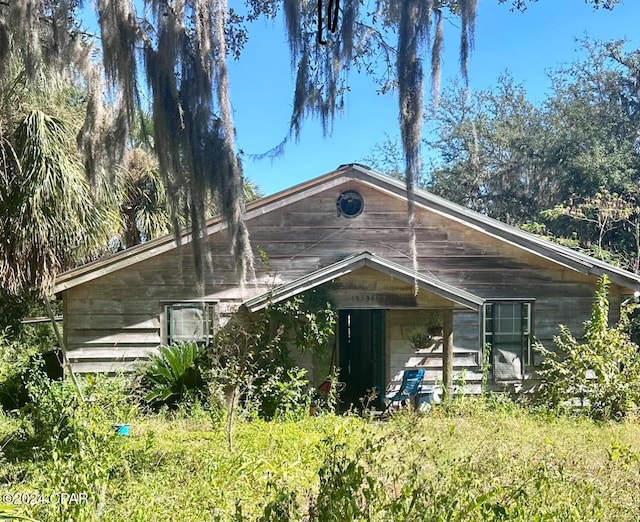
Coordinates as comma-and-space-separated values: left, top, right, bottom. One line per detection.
406, 38, 640, 271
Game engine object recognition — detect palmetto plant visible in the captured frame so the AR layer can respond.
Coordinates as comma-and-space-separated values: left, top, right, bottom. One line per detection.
117, 148, 171, 248
0, 52, 120, 297
0, 108, 119, 296
142, 342, 205, 407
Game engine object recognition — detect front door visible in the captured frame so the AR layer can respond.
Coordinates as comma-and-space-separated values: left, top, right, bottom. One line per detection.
338, 309, 385, 409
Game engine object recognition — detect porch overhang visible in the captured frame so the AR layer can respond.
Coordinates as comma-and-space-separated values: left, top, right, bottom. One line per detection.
243, 251, 485, 312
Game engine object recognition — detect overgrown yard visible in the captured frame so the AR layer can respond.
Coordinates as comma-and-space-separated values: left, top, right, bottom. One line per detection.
2, 401, 640, 521
3, 280, 640, 521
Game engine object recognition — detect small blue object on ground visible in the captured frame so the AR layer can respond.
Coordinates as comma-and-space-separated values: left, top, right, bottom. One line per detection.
114, 423, 130, 436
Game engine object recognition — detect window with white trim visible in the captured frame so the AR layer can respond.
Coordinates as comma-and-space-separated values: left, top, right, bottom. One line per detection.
484, 301, 533, 380
164, 302, 216, 345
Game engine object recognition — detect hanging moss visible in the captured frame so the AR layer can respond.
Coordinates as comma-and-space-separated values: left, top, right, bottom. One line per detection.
279, 0, 478, 279
1, 0, 481, 293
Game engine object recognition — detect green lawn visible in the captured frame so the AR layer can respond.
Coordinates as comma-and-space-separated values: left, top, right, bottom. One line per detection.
2, 402, 640, 521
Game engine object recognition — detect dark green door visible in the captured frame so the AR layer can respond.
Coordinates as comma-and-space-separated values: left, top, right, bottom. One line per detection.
338, 309, 385, 409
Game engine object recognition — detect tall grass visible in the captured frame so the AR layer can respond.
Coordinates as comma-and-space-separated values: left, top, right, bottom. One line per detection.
2, 399, 640, 521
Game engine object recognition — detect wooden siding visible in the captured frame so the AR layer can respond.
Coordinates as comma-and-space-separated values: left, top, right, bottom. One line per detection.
387, 309, 482, 392
326, 267, 465, 310
63, 177, 620, 374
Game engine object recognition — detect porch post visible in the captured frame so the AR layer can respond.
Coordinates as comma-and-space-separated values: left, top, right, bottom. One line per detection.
442, 309, 454, 399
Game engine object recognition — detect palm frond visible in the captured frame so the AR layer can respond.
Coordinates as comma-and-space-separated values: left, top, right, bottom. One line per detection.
0, 110, 115, 295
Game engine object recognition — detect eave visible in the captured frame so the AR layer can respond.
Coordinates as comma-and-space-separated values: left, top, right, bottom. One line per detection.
243, 251, 485, 312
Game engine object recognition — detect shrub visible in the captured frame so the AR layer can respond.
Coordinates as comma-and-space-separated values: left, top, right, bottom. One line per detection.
0, 306, 61, 412
204, 293, 335, 448
0, 330, 42, 411
21, 367, 78, 446
193, 287, 336, 453
535, 275, 640, 420
251, 366, 313, 421
140, 342, 206, 409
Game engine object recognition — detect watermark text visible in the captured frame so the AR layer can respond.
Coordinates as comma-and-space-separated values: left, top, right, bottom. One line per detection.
2, 492, 89, 505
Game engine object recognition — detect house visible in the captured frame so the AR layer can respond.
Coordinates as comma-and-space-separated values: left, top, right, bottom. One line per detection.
53, 164, 640, 399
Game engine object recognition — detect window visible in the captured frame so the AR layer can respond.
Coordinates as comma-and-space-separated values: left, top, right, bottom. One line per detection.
164, 302, 216, 345
336, 190, 364, 218
484, 301, 533, 380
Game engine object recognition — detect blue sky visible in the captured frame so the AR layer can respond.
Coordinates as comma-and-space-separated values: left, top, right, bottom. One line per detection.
227, 0, 640, 196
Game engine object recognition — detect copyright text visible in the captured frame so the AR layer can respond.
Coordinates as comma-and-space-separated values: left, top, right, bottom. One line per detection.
1, 492, 89, 505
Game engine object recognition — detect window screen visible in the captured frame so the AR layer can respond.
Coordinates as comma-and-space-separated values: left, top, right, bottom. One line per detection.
165, 303, 215, 344
484, 301, 533, 380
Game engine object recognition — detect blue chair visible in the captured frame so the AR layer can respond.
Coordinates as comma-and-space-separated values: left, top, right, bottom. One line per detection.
384, 368, 425, 413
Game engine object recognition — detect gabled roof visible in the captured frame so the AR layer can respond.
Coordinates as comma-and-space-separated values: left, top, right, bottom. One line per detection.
243, 251, 485, 312
54, 163, 640, 293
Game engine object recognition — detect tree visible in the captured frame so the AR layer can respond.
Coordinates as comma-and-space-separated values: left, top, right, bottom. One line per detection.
542, 191, 632, 260
117, 148, 171, 248
428, 75, 554, 224
542, 40, 640, 200
531, 40, 640, 269
0, 56, 118, 297
113, 112, 171, 249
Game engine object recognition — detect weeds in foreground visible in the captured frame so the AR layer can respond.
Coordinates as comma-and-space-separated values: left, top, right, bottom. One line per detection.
3, 370, 640, 522
2, 402, 640, 521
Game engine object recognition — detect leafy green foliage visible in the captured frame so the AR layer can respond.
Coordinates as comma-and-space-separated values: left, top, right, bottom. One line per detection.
0, 317, 61, 412
310, 434, 377, 521
204, 292, 336, 449
270, 292, 337, 354
428, 74, 552, 225
141, 342, 205, 408
2, 373, 135, 522
206, 292, 336, 417
0, 331, 40, 411
206, 307, 282, 406
0, 504, 39, 521
535, 275, 640, 420
251, 367, 313, 421
255, 479, 300, 522
0, 289, 36, 337
421, 39, 640, 270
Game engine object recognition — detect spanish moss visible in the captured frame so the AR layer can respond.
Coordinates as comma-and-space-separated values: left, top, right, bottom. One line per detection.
459, 0, 478, 83
280, 0, 478, 279
397, 0, 429, 286
1, 0, 481, 295
431, 9, 444, 103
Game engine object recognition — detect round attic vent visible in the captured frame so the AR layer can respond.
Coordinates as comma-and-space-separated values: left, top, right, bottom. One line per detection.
337, 190, 364, 218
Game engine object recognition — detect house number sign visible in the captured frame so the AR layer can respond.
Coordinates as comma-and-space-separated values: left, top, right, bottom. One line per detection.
350, 294, 378, 304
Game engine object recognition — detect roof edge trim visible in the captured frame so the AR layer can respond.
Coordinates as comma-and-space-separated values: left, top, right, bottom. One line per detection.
243, 251, 484, 312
